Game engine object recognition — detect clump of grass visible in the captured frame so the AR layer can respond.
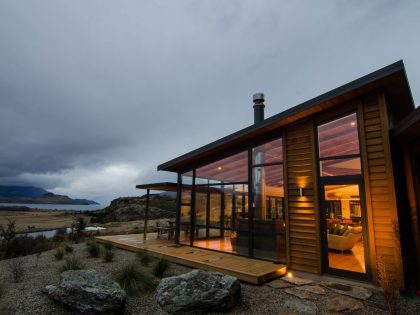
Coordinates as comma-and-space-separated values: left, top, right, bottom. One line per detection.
64, 245, 73, 253
86, 241, 101, 258
60, 256, 84, 272
53, 248, 64, 260
136, 249, 152, 266
103, 242, 113, 251
152, 258, 170, 278
7, 258, 25, 283
115, 264, 156, 295
102, 249, 115, 263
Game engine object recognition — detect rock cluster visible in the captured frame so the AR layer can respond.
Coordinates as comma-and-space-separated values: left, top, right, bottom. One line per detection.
156, 269, 241, 313
43, 269, 126, 314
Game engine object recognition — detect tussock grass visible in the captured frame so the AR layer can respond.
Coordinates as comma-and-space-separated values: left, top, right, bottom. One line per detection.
60, 256, 84, 272
103, 242, 113, 251
86, 241, 101, 258
7, 258, 25, 283
53, 248, 64, 260
102, 249, 115, 263
64, 245, 73, 253
115, 264, 156, 295
136, 249, 152, 266
152, 258, 170, 278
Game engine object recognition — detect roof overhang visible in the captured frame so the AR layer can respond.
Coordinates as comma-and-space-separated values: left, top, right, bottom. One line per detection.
136, 182, 178, 192
393, 106, 420, 145
158, 60, 415, 173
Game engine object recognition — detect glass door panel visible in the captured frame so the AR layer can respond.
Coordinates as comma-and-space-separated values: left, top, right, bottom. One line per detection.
322, 183, 367, 275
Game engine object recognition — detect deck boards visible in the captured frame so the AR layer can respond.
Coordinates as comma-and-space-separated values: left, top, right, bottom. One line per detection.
96, 234, 287, 284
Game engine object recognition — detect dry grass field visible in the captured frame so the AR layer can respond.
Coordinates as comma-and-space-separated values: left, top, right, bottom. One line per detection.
0, 210, 90, 233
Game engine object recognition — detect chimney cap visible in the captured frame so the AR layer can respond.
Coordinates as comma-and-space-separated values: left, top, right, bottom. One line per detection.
253, 93, 264, 103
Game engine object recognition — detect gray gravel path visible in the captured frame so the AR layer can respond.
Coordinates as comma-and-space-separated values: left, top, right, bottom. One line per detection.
0, 243, 419, 314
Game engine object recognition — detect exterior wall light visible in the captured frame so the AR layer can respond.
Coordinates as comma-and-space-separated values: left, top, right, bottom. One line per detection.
299, 187, 304, 197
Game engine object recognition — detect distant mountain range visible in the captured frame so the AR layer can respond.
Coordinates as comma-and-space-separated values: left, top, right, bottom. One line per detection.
0, 185, 99, 205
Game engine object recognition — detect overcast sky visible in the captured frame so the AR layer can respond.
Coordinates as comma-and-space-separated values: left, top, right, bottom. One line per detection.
0, 1, 419, 205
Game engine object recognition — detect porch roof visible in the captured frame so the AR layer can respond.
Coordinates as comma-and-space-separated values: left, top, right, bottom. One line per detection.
135, 182, 178, 192
158, 60, 415, 173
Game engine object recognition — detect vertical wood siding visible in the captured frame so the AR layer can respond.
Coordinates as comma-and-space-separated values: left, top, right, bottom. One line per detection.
358, 92, 404, 286
285, 121, 320, 274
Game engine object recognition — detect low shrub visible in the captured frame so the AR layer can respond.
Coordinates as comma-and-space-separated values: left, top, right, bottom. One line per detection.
54, 247, 64, 260
152, 258, 170, 278
60, 256, 84, 272
102, 249, 115, 263
0, 220, 16, 241
0, 235, 52, 259
52, 228, 67, 243
115, 264, 156, 295
64, 245, 73, 253
7, 258, 25, 283
136, 249, 152, 266
86, 241, 101, 258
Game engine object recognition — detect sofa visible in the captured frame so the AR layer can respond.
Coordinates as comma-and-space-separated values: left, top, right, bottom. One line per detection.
327, 226, 363, 252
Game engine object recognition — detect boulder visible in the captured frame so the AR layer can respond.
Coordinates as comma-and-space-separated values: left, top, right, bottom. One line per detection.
156, 269, 241, 313
43, 269, 126, 314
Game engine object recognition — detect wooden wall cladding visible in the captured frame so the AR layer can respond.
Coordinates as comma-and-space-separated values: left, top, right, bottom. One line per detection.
284, 120, 321, 274
358, 91, 404, 287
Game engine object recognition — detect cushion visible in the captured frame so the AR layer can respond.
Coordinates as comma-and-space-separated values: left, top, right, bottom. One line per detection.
342, 229, 352, 237
333, 224, 342, 235
339, 224, 349, 236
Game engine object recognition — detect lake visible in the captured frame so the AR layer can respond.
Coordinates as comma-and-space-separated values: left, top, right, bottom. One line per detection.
0, 203, 104, 211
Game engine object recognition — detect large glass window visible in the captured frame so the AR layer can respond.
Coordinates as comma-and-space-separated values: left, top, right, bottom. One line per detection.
192, 150, 249, 255
317, 113, 362, 176
252, 138, 286, 262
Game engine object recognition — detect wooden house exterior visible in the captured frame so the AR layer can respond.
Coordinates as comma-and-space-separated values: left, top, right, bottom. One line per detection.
155, 61, 419, 288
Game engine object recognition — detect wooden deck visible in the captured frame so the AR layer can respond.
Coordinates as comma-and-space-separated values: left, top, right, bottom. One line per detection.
96, 234, 287, 284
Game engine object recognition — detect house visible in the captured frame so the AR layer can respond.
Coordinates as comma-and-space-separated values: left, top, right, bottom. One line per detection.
151, 61, 420, 288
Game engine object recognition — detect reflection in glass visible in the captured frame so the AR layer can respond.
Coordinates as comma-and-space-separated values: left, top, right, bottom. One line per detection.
253, 138, 283, 164
324, 184, 366, 274
320, 157, 361, 176
196, 150, 248, 183
195, 192, 207, 226
252, 162, 286, 262
179, 205, 191, 244
318, 113, 360, 159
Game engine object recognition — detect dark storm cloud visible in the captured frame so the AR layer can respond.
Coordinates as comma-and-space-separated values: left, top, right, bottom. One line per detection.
0, 0, 419, 204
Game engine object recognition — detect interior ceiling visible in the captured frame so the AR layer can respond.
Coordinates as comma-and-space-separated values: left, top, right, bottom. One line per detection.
325, 184, 360, 200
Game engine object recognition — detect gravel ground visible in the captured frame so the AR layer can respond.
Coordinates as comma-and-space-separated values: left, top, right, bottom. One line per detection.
0, 244, 419, 314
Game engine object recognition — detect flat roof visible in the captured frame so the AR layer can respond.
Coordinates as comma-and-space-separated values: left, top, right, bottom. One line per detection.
158, 60, 415, 172
136, 182, 178, 192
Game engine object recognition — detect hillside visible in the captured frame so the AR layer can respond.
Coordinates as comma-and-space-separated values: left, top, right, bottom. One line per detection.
0, 185, 99, 205
90, 194, 176, 223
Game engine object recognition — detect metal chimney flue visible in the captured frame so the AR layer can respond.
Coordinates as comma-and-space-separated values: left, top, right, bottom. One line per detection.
253, 93, 265, 124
